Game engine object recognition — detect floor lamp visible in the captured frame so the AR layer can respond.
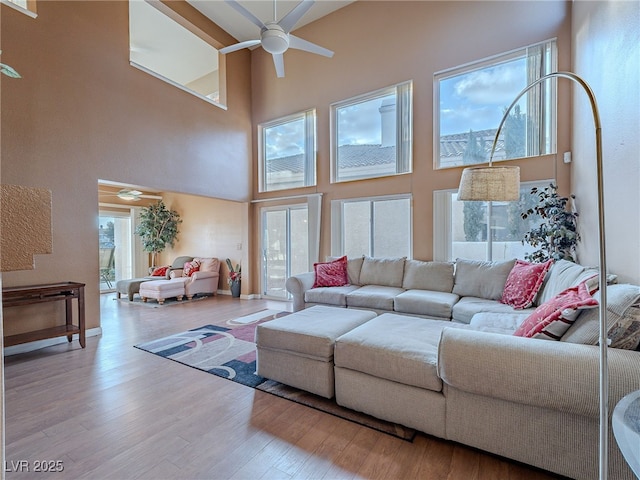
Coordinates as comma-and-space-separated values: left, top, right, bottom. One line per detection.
457, 71, 609, 480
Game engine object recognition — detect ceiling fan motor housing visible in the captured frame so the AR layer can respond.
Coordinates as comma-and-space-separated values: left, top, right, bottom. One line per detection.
261, 23, 289, 54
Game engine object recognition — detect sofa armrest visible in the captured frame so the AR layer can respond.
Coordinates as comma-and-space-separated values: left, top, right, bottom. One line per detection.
169, 268, 184, 279
188, 271, 219, 281
285, 272, 316, 312
437, 328, 640, 418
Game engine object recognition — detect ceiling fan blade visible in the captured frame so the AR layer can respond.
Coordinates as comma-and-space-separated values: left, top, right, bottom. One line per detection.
289, 35, 334, 58
224, 0, 266, 29
220, 39, 262, 54
279, 0, 315, 33
273, 53, 285, 78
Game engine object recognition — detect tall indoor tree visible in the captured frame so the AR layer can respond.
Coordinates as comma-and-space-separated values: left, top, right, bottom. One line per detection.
135, 200, 182, 267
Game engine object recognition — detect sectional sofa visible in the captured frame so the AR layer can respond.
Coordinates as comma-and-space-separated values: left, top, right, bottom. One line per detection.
283, 256, 640, 480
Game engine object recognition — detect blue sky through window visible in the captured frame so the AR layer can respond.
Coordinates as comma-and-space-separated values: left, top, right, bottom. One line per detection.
439, 57, 527, 136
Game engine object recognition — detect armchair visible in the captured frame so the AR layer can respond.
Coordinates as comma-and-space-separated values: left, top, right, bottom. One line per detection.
170, 257, 220, 299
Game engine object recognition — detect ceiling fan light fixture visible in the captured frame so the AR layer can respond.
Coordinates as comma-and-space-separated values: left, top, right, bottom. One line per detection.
117, 189, 141, 201
261, 24, 289, 55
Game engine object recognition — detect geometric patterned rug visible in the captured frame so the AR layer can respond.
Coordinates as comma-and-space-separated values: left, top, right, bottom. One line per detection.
134, 309, 288, 387
134, 308, 416, 441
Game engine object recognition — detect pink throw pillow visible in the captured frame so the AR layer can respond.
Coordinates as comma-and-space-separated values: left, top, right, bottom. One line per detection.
313, 256, 349, 288
183, 260, 200, 277
150, 265, 169, 277
501, 259, 553, 309
513, 281, 599, 340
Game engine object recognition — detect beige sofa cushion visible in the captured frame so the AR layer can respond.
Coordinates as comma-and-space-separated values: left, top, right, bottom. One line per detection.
346, 285, 404, 310
335, 313, 469, 392
562, 283, 640, 346
195, 257, 219, 273
329, 256, 365, 285
452, 296, 535, 324
305, 284, 361, 307
256, 305, 376, 360
453, 258, 516, 301
536, 259, 614, 306
402, 260, 454, 292
359, 256, 406, 287
394, 290, 459, 319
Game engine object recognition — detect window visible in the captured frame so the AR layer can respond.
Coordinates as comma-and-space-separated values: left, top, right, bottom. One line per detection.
434, 39, 557, 169
332, 195, 412, 258
1, 0, 37, 17
259, 109, 316, 192
261, 205, 309, 298
433, 181, 549, 262
129, 0, 225, 107
331, 81, 412, 183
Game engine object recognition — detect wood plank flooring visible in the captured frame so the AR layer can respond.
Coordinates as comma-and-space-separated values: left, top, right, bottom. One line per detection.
4, 293, 563, 479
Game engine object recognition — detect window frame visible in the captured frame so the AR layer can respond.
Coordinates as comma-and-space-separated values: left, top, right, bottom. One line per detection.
128, 0, 226, 109
1, 0, 37, 17
433, 39, 557, 170
330, 81, 413, 183
258, 109, 317, 193
433, 179, 553, 262
331, 193, 413, 258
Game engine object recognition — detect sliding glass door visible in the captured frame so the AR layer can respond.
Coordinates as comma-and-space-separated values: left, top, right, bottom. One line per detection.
261, 205, 309, 299
99, 212, 133, 292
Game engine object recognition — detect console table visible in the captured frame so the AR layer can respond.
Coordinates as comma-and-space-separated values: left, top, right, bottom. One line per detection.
2, 282, 85, 348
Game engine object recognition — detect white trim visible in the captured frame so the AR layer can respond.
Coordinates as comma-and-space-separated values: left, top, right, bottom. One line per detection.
1, 0, 37, 18
433, 190, 453, 262
251, 193, 322, 204
258, 109, 316, 193
3, 328, 102, 356
330, 81, 413, 184
129, 62, 227, 110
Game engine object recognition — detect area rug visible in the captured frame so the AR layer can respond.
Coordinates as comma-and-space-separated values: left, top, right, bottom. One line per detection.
134, 309, 416, 441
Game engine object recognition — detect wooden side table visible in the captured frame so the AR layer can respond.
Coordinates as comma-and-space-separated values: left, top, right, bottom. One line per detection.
2, 282, 85, 348
613, 389, 640, 478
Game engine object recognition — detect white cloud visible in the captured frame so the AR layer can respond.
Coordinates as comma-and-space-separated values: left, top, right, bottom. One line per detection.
454, 64, 524, 105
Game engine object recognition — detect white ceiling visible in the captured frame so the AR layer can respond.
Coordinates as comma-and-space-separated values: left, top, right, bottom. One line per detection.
187, 0, 354, 43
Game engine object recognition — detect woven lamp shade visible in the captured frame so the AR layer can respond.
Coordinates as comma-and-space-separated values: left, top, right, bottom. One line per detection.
457, 166, 520, 201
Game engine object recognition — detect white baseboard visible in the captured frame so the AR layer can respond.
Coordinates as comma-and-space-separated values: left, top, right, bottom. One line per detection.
216, 289, 260, 300
3, 327, 103, 356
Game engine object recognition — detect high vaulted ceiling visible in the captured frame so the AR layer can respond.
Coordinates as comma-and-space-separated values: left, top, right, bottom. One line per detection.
187, 0, 354, 44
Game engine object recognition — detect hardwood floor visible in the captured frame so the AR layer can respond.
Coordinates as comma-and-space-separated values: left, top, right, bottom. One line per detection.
4, 293, 562, 479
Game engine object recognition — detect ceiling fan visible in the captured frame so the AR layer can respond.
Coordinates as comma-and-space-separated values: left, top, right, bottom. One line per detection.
219, 0, 334, 78
99, 189, 162, 202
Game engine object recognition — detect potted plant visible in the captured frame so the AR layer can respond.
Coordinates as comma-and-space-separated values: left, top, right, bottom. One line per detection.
134, 200, 182, 267
521, 183, 580, 263
226, 258, 241, 297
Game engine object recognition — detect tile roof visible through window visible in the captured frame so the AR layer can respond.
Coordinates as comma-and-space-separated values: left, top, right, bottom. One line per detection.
266, 130, 506, 177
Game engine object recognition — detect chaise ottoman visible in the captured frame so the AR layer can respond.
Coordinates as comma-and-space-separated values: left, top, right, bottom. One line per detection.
255, 305, 377, 398
116, 277, 153, 301
334, 313, 469, 437
139, 277, 186, 305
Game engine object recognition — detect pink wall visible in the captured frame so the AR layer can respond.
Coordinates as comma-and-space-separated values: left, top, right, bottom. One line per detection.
1, 1, 252, 331
249, 1, 573, 278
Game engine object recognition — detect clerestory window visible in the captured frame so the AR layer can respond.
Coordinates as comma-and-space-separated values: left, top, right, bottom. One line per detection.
434, 39, 557, 169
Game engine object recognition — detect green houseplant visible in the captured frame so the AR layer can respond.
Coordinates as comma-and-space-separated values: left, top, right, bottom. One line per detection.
135, 200, 182, 267
521, 183, 580, 263
225, 258, 241, 297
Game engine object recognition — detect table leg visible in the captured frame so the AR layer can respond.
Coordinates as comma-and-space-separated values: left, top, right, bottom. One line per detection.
78, 286, 85, 348
65, 296, 73, 343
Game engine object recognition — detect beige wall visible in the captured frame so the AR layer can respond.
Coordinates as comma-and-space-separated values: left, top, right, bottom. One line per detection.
159, 192, 248, 295
1, 1, 252, 332
571, 0, 640, 284
249, 1, 573, 290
